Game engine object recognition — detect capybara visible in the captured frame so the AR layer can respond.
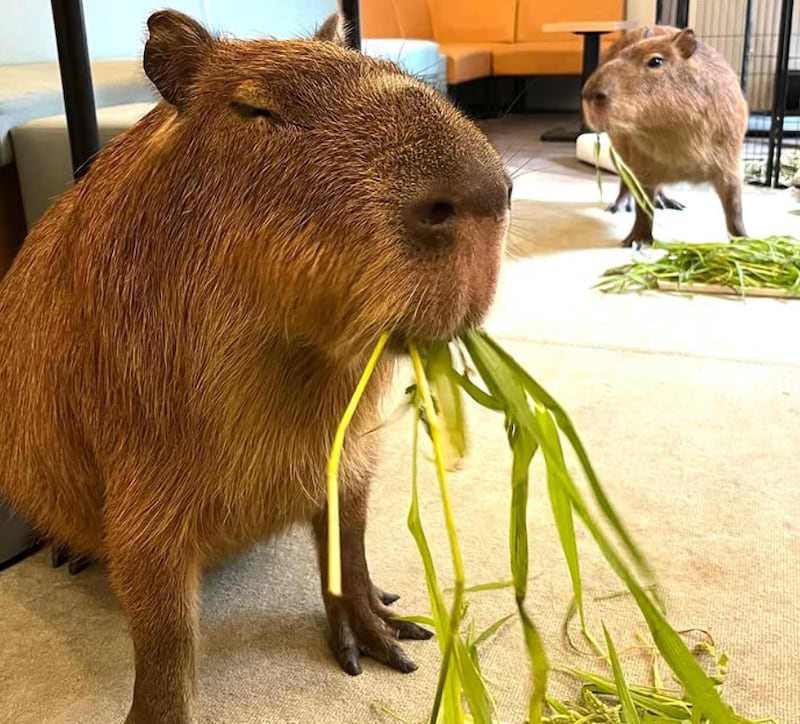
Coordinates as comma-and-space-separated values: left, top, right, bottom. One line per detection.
0, 9, 511, 723
597, 25, 685, 215
582, 27, 748, 247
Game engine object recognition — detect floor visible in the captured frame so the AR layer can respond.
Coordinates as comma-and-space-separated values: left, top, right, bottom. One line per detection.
1, 114, 798, 724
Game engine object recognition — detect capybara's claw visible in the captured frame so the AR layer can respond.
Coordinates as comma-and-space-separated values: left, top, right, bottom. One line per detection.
659, 195, 685, 211
390, 619, 434, 641
373, 585, 400, 606
51, 544, 70, 568
607, 197, 635, 214
67, 556, 93, 575
327, 592, 429, 675
331, 614, 363, 676
384, 644, 418, 673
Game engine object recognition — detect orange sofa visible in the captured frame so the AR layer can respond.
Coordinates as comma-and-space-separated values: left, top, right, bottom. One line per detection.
360, 0, 626, 85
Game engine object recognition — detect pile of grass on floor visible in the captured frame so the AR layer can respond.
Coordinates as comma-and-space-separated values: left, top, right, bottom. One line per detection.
328, 329, 777, 724
597, 236, 800, 298
595, 135, 800, 300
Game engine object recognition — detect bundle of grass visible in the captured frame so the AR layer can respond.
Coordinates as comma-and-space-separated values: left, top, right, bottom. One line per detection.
597, 236, 800, 298
327, 329, 775, 724
594, 135, 800, 299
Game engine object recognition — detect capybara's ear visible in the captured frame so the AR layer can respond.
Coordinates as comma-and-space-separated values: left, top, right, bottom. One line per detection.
642, 26, 654, 39
673, 28, 698, 59
314, 12, 348, 46
144, 10, 215, 109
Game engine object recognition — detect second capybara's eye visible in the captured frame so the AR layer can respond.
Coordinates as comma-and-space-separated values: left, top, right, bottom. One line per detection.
647, 56, 664, 69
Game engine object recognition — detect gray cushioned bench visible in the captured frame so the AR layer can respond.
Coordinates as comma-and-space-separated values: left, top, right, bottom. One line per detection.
0, 58, 154, 168
11, 101, 156, 228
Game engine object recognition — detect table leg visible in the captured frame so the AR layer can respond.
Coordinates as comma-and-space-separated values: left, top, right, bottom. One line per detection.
540, 30, 603, 142
581, 32, 601, 88
50, 0, 99, 180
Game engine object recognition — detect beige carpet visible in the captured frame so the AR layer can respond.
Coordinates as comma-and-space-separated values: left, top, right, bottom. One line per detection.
1, 116, 799, 723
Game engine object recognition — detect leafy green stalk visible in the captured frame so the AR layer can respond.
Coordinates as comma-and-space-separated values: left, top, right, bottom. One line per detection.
456, 331, 747, 723
603, 623, 643, 724
326, 331, 389, 595
411, 344, 497, 723
456, 333, 549, 722
609, 144, 655, 218
407, 396, 461, 722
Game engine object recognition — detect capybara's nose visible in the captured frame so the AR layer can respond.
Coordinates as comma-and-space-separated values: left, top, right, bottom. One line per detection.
405, 171, 510, 246
582, 80, 610, 105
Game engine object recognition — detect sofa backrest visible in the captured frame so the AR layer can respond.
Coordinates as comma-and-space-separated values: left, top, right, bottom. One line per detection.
395, 0, 434, 39
428, 0, 516, 43
359, 0, 401, 37
516, 0, 626, 43
360, 0, 434, 39
360, 0, 626, 45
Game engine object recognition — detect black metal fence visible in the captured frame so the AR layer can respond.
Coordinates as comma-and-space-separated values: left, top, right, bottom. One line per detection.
669, 0, 799, 188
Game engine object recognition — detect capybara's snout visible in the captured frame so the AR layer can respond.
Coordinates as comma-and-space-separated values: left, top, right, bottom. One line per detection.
402, 165, 511, 248
581, 72, 613, 131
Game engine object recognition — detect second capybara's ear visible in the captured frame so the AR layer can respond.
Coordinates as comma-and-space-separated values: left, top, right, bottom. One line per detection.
673, 28, 698, 59
144, 10, 215, 109
313, 12, 348, 46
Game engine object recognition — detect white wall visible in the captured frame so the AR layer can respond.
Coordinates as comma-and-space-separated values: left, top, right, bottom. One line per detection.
0, 0, 337, 64
626, 0, 658, 24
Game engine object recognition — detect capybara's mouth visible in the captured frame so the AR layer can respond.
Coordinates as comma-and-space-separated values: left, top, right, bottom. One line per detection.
387, 317, 485, 356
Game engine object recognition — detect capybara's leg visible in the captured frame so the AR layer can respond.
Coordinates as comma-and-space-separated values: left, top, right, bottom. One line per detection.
605, 180, 633, 213
312, 485, 432, 677
108, 540, 200, 724
621, 187, 656, 247
714, 174, 747, 238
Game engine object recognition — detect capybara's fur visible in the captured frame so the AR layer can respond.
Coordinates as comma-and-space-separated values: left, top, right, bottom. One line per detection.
598, 25, 685, 215
0, 9, 510, 723
583, 27, 748, 246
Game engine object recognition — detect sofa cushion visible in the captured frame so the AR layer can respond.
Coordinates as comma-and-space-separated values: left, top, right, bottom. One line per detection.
491, 41, 581, 76
0, 59, 154, 166
436, 43, 493, 84
428, 0, 516, 43
491, 37, 618, 76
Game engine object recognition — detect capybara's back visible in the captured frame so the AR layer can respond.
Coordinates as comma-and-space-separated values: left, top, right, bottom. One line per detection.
0, 9, 511, 723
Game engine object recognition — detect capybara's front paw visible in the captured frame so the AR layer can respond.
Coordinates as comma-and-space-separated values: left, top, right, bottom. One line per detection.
325, 587, 433, 676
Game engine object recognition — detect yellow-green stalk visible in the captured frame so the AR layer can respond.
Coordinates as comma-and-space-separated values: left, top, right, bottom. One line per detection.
326, 331, 389, 595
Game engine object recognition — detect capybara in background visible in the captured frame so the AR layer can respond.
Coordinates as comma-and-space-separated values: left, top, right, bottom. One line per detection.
0, 9, 511, 723
597, 25, 686, 215
582, 27, 748, 247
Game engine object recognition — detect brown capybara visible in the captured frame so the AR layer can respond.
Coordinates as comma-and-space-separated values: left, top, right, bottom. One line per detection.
597, 25, 685, 215
582, 27, 748, 247
0, 9, 511, 724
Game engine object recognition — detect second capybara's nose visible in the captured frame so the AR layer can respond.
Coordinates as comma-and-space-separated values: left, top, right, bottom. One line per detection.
582, 75, 611, 105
